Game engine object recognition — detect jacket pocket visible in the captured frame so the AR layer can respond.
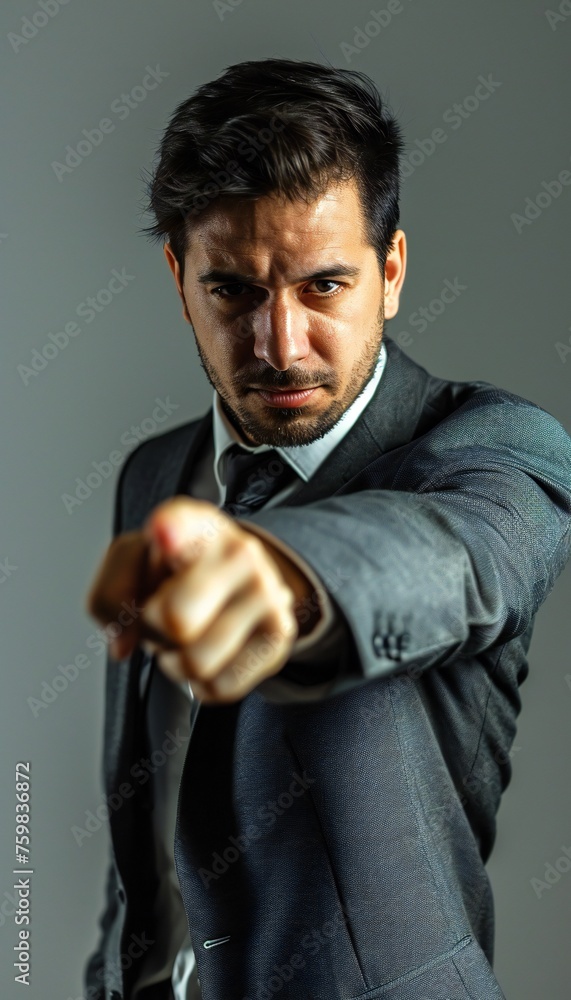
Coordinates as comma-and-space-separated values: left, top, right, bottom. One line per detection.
348, 934, 506, 1000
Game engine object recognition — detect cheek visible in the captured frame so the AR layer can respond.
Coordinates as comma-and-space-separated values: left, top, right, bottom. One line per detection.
340, 346, 362, 383
202, 304, 253, 348
206, 327, 250, 377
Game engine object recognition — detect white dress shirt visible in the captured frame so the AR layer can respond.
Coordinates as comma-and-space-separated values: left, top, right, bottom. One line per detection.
132, 342, 388, 998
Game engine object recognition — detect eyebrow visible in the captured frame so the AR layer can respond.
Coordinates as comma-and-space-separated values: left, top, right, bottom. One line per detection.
196, 263, 362, 285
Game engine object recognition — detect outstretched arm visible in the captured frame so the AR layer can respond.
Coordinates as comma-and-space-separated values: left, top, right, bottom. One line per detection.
247, 394, 571, 702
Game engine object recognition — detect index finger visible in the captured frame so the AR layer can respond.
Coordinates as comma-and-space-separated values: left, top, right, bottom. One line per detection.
85, 531, 172, 657
85, 531, 149, 624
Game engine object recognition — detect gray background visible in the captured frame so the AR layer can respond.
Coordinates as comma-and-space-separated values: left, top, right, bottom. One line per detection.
1, 1, 570, 997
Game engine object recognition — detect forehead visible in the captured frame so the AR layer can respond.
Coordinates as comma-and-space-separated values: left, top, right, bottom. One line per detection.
186, 178, 367, 271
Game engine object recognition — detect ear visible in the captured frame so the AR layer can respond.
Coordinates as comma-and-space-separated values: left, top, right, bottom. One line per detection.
164, 243, 192, 325
383, 230, 407, 320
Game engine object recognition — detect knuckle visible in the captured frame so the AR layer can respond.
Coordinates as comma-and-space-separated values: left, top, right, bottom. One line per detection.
280, 584, 296, 609
241, 533, 265, 562
189, 651, 213, 680
273, 582, 295, 610
255, 574, 281, 607
276, 615, 297, 644
161, 601, 193, 643
275, 601, 298, 637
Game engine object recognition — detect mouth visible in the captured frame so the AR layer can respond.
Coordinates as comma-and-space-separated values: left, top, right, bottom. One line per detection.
252, 386, 322, 408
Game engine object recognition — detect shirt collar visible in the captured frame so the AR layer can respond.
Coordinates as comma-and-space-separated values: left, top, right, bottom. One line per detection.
212, 340, 387, 494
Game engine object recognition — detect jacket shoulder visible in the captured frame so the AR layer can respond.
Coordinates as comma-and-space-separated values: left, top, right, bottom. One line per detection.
386, 335, 570, 435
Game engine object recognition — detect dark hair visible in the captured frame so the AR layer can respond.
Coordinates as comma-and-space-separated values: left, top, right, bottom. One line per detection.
140, 57, 404, 282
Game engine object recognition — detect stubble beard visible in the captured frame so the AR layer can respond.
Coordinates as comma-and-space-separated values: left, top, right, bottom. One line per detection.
192, 300, 385, 448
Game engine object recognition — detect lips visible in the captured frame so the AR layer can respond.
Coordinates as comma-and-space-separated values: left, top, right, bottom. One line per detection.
254, 386, 320, 408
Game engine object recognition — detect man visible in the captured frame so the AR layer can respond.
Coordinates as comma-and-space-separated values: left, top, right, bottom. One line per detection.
83, 58, 571, 999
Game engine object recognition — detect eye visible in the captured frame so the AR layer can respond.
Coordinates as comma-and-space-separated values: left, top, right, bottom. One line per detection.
211, 283, 251, 298
305, 279, 343, 297
210, 279, 344, 300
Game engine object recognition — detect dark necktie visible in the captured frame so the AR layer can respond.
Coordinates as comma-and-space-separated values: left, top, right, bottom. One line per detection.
221, 443, 299, 517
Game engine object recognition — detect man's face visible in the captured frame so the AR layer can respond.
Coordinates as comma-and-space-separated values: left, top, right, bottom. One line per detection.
165, 177, 406, 447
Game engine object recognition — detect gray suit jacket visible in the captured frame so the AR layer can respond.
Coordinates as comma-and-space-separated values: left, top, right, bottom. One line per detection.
85, 334, 571, 999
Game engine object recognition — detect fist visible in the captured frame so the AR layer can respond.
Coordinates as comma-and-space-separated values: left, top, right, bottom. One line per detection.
85, 496, 300, 703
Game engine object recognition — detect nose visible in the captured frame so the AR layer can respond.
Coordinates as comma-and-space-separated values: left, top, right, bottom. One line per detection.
251, 292, 311, 371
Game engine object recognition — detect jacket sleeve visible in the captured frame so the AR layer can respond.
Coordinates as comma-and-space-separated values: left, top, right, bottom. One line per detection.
249, 394, 571, 704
